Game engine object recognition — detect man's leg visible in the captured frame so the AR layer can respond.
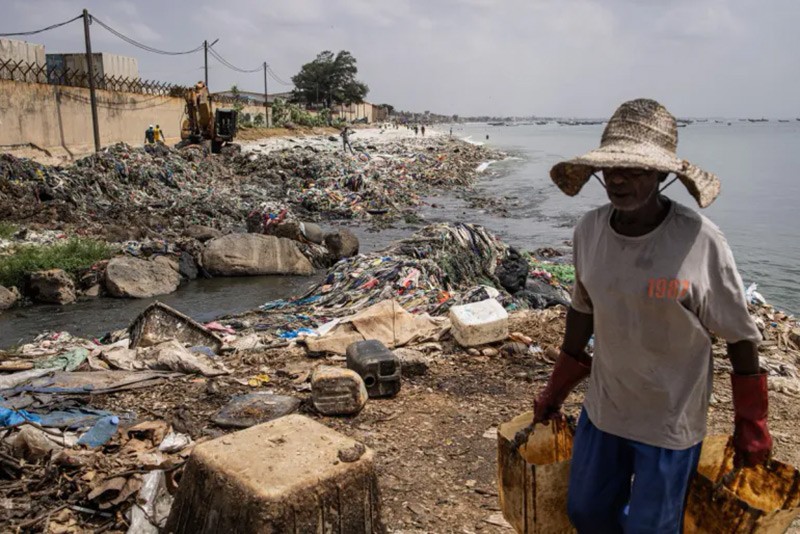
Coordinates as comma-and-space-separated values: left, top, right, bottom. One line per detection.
567, 409, 634, 534
624, 440, 702, 533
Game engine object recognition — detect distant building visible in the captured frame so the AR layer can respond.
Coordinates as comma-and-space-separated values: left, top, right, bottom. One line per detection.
332, 101, 387, 124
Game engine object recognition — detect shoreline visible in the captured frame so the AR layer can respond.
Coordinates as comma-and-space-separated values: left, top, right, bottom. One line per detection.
1, 127, 800, 531
0, 127, 503, 346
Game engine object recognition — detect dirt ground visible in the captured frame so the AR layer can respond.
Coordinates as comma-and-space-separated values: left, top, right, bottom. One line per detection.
8, 307, 793, 533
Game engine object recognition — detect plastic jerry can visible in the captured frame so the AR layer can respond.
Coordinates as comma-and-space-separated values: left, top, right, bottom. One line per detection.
346, 340, 401, 398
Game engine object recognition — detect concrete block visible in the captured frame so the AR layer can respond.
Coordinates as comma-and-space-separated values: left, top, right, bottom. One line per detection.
312, 366, 368, 416
449, 298, 509, 347
165, 415, 383, 533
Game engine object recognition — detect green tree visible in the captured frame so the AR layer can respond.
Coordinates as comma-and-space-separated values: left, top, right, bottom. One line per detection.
291, 50, 369, 108
379, 103, 395, 115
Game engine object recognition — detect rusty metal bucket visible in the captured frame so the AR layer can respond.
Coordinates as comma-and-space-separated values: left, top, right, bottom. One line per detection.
684, 435, 800, 533
497, 411, 575, 533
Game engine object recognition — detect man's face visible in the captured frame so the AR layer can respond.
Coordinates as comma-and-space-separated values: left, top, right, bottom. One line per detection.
602, 168, 661, 211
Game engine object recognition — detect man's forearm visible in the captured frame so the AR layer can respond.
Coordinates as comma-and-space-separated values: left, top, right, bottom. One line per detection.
562, 307, 594, 357
728, 340, 760, 375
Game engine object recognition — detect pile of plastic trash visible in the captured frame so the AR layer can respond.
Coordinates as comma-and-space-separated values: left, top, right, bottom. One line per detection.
1, 137, 498, 235
260, 223, 507, 319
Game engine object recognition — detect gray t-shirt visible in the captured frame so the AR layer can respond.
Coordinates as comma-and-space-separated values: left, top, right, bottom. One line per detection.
572, 201, 761, 450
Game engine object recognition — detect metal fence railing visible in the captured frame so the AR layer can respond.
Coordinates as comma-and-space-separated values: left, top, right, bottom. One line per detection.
0, 57, 188, 97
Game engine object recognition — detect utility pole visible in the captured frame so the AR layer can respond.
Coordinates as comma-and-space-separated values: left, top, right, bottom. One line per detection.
82, 9, 100, 153
204, 40, 208, 87
264, 61, 269, 128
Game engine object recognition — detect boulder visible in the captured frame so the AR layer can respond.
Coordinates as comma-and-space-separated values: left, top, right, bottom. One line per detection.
184, 225, 222, 242
29, 269, 76, 305
105, 256, 181, 298
324, 228, 359, 259
0, 285, 18, 310
153, 255, 180, 273
271, 221, 303, 241
300, 222, 325, 244
178, 252, 199, 280
202, 234, 314, 276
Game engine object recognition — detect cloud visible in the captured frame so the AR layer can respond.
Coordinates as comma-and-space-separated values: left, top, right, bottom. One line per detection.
2, 0, 798, 117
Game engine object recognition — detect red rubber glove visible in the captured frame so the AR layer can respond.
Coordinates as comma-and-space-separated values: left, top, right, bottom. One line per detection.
731, 372, 773, 467
534, 350, 592, 424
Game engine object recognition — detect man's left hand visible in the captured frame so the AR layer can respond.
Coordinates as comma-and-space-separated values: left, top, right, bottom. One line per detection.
731, 372, 773, 467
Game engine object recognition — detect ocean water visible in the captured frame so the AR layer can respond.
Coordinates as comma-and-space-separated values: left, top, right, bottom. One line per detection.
444, 121, 800, 314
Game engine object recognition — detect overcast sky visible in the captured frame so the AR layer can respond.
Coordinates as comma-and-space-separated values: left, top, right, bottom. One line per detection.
4, 0, 799, 118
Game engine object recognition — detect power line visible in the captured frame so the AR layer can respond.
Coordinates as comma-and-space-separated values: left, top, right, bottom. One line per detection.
0, 14, 82, 37
267, 65, 292, 86
207, 46, 261, 73
90, 15, 205, 55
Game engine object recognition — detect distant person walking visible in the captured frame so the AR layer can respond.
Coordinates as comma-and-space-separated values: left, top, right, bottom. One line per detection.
450, 127, 453, 137
144, 124, 155, 144
340, 126, 354, 154
421, 125, 426, 136
154, 124, 165, 144
414, 125, 419, 136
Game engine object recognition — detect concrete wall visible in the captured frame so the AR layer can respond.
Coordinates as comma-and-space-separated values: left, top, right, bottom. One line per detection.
0, 78, 185, 159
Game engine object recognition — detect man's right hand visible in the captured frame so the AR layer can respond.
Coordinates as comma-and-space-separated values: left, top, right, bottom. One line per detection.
533, 349, 592, 424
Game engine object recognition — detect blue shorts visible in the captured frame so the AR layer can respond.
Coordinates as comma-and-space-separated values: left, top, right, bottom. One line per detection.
567, 409, 702, 533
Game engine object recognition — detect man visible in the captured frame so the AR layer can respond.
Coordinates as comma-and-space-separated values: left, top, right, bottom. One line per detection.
537, 99, 771, 532
340, 126, 354, 154
154, 124, 165, 144
144, 124, 155, 144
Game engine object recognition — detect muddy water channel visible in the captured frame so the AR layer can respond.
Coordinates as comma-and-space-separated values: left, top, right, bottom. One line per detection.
0, 224, 426, 349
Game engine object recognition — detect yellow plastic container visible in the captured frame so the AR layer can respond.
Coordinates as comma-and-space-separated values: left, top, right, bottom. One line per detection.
684, 435, 800, 533
497, 411, 575, 533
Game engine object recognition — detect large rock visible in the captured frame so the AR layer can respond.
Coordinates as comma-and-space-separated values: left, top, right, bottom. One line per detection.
105, 256, 181, 298
202, 234, 314, 276
29, 269, 76, 305
178, 252, 199, 280
0, 285, 18, 310
300, 222, 325, 244
324, 228, 359, 259
184, 225, 222, 242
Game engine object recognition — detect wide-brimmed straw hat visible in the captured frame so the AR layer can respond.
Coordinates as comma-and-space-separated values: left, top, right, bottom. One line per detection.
550, 99, 720, 208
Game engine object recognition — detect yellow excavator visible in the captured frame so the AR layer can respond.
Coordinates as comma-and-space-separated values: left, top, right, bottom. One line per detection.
179, 81, 238, 153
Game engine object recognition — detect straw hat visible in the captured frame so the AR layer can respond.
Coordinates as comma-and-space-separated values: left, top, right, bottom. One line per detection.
550, 99, 721, 208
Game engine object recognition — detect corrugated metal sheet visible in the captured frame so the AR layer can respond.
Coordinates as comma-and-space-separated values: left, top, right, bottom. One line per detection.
45, 53, 139, 80
99, 53, 139, 79
0, 38, 45, 65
